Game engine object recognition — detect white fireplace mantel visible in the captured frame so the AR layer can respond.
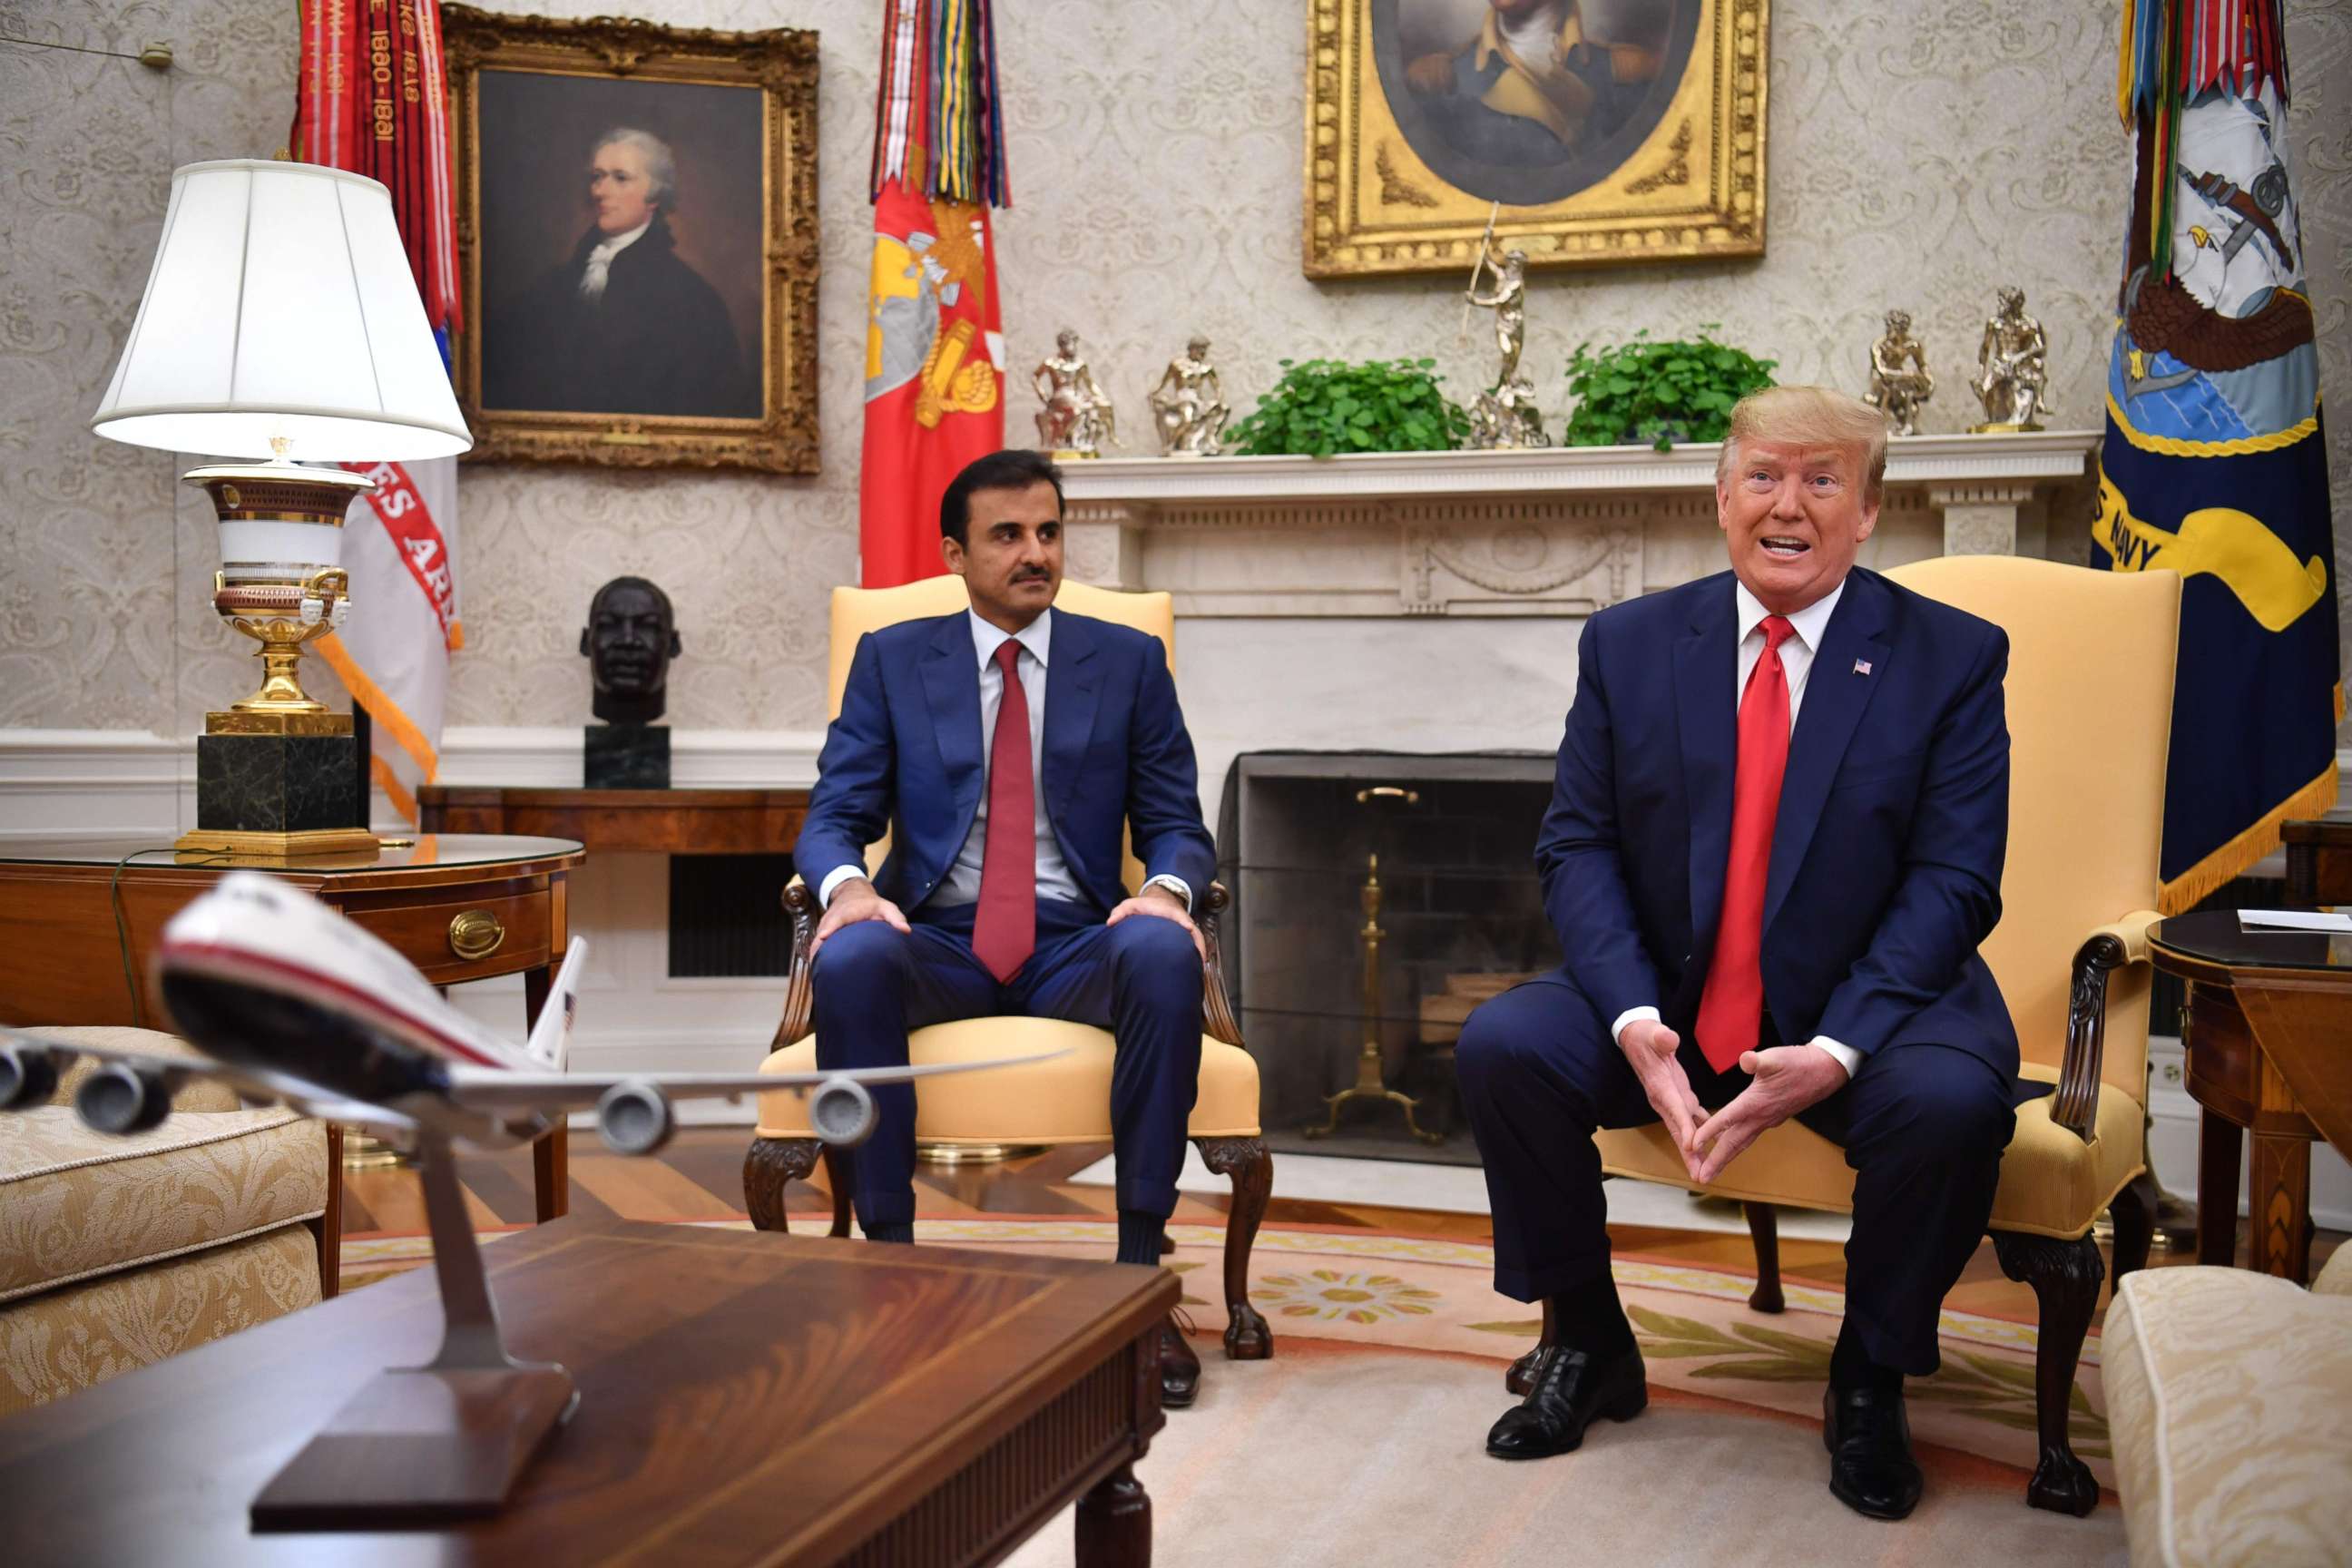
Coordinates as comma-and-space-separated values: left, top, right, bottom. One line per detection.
1059, 430, 2101, 619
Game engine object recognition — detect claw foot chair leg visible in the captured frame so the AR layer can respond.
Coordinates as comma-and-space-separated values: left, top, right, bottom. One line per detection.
743, 1138, 823, 1235
1194, 1136, 1274, 1360
1992, 1229, 2104, 1516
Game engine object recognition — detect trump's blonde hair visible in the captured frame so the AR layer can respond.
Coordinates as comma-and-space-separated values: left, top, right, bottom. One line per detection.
1715, 385, 1891, 502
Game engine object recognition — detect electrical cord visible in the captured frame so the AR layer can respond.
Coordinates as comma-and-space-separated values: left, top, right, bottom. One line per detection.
110, 847, 229, 1028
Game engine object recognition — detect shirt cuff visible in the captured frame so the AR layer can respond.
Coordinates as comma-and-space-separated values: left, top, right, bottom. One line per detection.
1141, 874, 1192, 911
1808, 1036, 1862, 1079
1609, 1005, 1661, 1046
817, 865, 869, 908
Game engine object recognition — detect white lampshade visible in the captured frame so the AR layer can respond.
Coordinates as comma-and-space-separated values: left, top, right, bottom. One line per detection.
91, 160, 471, 462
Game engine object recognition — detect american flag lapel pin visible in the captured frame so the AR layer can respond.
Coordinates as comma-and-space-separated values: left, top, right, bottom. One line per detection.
1853, 659, 1872, 676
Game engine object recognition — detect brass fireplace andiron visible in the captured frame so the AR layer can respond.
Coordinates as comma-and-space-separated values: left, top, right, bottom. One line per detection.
1304, 850, 1445, 1146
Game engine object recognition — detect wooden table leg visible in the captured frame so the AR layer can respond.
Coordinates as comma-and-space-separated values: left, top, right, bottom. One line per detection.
1075, 1462, 1151, 1568
2247, 1131, 2312, 1283
2195, 1112, 2242, 1266
524, 959, 569, 1223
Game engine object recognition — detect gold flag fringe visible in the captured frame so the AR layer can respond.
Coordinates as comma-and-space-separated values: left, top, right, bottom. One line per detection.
2158, 757, 2339, 914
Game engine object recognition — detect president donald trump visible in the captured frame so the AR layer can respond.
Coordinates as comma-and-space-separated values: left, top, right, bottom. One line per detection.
1458, 387, 2020, 1520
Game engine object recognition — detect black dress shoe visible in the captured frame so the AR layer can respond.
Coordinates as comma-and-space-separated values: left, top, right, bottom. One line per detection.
1159, 1315, 1201, 1409
1823, 1384, 1924, 1520
1485, 1345, 1646, 1459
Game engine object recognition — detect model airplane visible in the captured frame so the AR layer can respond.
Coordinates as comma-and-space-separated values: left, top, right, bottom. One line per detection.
0, 869, 1057, 1155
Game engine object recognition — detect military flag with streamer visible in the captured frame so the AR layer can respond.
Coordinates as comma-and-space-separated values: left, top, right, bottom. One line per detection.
860, 0, 1011, 588
292, 0, 466, 826
2092, 0, 2338, 910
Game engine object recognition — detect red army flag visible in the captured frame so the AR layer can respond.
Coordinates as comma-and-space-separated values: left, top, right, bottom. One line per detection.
859, 0, 1011, 588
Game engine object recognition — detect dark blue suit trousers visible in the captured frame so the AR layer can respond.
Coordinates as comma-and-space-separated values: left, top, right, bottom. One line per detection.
812, 898, 1204, 1230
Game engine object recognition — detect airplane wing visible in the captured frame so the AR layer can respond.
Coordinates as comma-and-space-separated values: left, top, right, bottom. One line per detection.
437, 1047, 1075, 1112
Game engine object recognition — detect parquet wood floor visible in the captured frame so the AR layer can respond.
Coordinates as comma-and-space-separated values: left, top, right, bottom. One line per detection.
341, 1129, 2342, 1328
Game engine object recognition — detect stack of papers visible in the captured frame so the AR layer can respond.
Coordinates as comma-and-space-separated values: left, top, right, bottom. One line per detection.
2237, 909, 2352, 933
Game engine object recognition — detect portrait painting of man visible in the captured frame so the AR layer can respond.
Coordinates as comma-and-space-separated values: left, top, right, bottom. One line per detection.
475, 72, 763, 422
1375, 0, 1695, 208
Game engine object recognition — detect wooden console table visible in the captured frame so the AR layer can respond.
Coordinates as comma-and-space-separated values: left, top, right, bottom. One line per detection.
420, 787, 807, 856
0, 834, 585, 1229
2152, 909, 2352, 1282
0, 1219, 1177, 1566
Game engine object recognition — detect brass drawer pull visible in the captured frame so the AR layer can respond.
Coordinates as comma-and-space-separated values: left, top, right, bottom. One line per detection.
449, 908, 505, 961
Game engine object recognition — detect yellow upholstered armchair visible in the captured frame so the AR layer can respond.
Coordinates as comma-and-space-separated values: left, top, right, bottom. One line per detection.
744, 577, 1274, 1361
1514, 557, 2181, 1517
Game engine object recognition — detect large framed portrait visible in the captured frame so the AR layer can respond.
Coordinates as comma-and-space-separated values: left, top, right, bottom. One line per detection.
443, 7, 818, 472
1305, 0, 1767, 279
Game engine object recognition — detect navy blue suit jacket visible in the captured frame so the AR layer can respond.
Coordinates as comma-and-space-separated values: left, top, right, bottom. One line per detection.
1539, 567, 2020, 1075
798, 608, 1216, 917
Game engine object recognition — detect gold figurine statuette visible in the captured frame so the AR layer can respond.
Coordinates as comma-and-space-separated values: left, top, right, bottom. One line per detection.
1464, 238, 1548, 450
1865, 309, 1935, 436
1147, 335, 1230, 457
1033, 328, 1119, 458
1971, 287, 2053, 433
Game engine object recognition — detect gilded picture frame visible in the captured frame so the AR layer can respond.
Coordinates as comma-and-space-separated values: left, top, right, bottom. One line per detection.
1305, 0, 1768, 279
443, 7, 819, 472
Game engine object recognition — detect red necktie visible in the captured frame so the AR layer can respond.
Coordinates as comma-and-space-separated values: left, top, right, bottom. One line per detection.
1694, 614, 1795, 1073
972, 639, 1037, 983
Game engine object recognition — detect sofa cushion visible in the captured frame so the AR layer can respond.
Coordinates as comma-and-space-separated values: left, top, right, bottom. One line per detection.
754, 1017, 1261, 1142
2106, 1265, 2352, 1567
1593, 1063, 2141, 1239
0, 1102, 327, 1303
0, 1223, 320, 1416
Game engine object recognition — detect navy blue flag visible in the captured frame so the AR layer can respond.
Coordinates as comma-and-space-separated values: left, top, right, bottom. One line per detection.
2092, 1, 2337, 910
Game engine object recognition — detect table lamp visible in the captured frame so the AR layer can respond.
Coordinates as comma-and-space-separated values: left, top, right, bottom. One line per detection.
92, 161, 472, 861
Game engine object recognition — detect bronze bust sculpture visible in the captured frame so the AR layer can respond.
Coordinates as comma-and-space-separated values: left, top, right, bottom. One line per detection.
580, 576, 681, 727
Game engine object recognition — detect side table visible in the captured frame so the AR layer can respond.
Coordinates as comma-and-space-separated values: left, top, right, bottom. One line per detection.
0, 833, 587, 1230
2151, 908, 2352, 1281
419, 786, 808, 855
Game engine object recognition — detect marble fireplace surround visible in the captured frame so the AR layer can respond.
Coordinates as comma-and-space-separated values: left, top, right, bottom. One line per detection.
1058, 432, 2102, 806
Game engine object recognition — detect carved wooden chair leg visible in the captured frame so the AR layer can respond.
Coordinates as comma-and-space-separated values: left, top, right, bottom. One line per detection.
1991, 1229, 2104, 1516
1506, 1298, 1557, 1396
743, 1137, 822, 1234
2109, 1170, 2159, 1289
820, 1144, 854, 1239
1743, 1201, 1786, 1313
1194, 1136, 1274, 1360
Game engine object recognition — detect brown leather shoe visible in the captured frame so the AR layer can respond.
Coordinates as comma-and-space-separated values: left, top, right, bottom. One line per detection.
1159, 1314, 1201, 1408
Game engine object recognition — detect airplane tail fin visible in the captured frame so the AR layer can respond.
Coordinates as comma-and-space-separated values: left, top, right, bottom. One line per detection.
524, 937, 587, 1072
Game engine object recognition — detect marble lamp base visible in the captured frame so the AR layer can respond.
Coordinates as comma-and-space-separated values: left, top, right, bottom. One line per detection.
585, 724, 671, 789
181, 714, 377, 863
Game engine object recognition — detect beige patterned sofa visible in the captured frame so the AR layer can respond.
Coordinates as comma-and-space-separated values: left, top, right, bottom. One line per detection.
0, 1027, 334, 1416
2105, 1248, 2352, 1566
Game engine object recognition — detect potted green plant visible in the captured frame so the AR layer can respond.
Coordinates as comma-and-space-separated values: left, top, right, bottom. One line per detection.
1561, 328, 1776, 452
1228, 357, 1472, 456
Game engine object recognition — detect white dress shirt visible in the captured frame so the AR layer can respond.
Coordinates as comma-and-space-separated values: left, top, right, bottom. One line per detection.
818, 608, 1192, 914
1610, 576, 1863, 1079
578, 220, 650, 300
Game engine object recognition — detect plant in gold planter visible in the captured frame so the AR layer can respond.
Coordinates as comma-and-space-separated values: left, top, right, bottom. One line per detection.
1229, 357, 1472, 456
1563, 328, 1777, 452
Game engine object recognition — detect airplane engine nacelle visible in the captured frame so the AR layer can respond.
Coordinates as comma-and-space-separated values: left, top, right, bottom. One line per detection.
808, 1077, 877, 1149
75, 1063, 173, 1134
0, 1046, 59, 1110
596, 1079, 675, 1157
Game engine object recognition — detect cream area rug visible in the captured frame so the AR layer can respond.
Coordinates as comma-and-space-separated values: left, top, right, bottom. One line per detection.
343, 1217, 2126, 1563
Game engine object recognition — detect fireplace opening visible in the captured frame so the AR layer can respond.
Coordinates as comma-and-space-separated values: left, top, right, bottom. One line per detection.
1215, 751, 1559, 1166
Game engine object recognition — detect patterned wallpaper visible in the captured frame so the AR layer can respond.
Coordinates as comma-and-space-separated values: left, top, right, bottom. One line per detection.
2, 0, 2347, 737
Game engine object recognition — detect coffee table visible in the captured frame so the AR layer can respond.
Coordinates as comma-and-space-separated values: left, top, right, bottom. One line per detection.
0, 1219, 1178, 1566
